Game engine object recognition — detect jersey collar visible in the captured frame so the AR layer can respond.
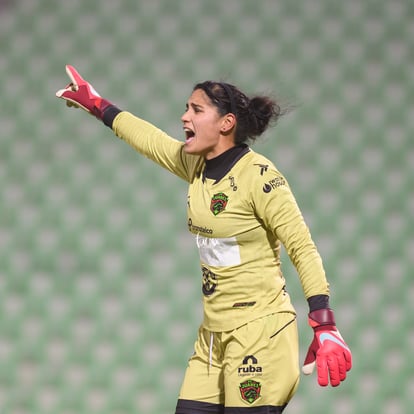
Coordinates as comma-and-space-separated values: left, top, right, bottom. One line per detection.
203, 144, 250, 183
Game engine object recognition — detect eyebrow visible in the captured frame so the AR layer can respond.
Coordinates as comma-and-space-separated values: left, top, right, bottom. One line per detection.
186, 102, 203, 111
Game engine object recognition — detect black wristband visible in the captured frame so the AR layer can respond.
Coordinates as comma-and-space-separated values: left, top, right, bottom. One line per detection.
307, 294, 330, 312
102, 105, 122, 128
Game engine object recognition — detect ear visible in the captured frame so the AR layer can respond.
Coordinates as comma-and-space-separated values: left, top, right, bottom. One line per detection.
220, 113, 237, 133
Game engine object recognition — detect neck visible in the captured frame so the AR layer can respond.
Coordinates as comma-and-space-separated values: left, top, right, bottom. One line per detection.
205, 143, 236, 160
203, 144, 249, 183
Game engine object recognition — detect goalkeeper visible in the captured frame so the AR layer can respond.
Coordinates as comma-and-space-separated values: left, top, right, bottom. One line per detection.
56, 65, 352, 414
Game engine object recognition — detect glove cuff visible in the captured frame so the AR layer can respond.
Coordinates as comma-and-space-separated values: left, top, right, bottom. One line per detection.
308, 308, 336, 328
92, 98, 114, 120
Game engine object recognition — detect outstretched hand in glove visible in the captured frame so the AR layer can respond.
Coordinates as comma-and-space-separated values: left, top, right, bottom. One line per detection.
55, 65, 113, 120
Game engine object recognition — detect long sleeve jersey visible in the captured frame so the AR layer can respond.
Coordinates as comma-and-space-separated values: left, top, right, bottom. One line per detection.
111, 111, 330, 332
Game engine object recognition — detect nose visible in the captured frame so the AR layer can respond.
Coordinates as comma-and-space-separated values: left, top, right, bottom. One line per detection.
181, 109, 190, 123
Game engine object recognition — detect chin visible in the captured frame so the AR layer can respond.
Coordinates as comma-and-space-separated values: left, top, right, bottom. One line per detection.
184, 143, 199, 155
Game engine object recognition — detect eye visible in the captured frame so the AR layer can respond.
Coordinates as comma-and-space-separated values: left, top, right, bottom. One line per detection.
192, 104, 203, 113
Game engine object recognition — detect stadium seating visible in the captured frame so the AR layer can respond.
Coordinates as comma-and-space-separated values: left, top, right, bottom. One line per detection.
0, 0, 412, 413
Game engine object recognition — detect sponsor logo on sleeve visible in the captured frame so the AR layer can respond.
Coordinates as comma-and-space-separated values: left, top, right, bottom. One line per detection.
262, 176, 286, 193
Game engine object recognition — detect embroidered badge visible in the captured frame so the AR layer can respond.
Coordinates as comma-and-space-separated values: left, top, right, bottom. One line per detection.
239, 379, 261, 404
210, 192, 228, 216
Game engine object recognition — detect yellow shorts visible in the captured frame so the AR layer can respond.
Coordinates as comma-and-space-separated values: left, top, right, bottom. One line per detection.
176, 312, 299, 413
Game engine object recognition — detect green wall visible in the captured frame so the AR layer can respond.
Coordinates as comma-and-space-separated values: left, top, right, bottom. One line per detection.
0, 0, 412, 413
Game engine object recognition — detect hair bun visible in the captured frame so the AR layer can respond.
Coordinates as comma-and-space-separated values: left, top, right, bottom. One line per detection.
249, 97, 281, 120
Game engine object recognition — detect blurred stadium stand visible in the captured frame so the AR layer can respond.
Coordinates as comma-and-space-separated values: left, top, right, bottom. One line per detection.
0, 0, 413, 413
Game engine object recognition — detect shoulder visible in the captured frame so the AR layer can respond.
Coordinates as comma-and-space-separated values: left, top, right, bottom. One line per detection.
233, 150, 294, 213
239, 149, 289, 188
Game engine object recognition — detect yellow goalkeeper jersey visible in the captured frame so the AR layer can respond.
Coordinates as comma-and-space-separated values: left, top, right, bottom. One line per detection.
112, 111, 330, 332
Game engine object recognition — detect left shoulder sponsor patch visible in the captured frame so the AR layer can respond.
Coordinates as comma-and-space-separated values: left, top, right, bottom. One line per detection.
262, 176, 286, 193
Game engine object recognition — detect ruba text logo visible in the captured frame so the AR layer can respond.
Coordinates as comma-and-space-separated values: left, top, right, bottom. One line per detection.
238, 355, 263, 377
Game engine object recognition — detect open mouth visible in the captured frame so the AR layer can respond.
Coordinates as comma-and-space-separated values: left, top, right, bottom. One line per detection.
184, 128, 195, 143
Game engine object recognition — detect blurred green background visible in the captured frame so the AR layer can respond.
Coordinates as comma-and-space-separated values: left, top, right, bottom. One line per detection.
0, 0, 413, 413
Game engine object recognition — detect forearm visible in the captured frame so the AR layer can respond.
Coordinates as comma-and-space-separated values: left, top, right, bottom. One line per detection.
108, 110, 193, 182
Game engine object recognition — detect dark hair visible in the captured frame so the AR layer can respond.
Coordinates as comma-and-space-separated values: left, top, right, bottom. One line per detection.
193, 81, 284, 145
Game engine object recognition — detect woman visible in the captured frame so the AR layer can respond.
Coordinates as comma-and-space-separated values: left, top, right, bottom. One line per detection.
56, 65, 352, 413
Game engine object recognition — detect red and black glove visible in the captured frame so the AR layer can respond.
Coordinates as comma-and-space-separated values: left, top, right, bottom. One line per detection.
55, 65, 113, 120
302, 308, 352, 387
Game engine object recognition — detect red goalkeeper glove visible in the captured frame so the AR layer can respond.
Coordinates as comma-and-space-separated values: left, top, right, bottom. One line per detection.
55, 65, 113, 120
302, 308, 352, 387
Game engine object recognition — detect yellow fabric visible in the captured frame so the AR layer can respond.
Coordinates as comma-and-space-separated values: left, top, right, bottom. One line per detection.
113, 111, 330, 331
178, 313, 300, 408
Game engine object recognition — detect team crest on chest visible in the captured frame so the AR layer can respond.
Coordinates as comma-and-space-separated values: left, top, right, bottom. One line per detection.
210, 192, 228, 216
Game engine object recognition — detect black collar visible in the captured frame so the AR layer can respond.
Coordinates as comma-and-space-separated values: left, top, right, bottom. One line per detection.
203, 144, 250, 183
